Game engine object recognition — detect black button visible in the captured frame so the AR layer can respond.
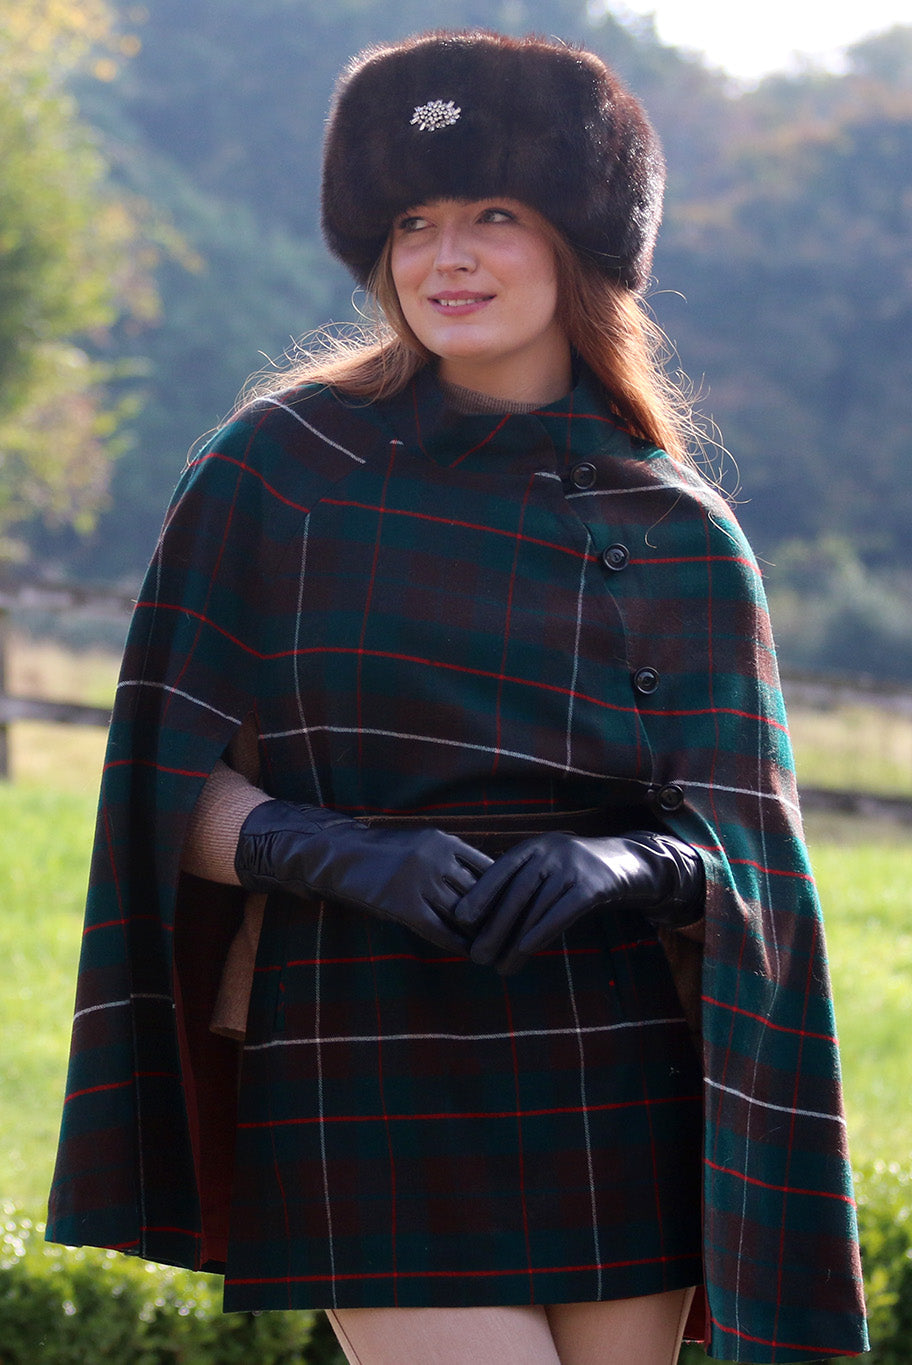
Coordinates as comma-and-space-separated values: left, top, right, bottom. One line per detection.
601, 543, 630, 571
655, 783, 685, 812
632, 666, 660, 695
570, 462, 597, 490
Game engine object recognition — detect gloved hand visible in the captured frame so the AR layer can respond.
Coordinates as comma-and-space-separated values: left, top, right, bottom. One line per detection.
452, 830, 705, 974
235, 800, 493, 955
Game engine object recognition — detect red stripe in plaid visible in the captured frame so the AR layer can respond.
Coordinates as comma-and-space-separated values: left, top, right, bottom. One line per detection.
236, 1093, 702, 1128
705, 1158, 855, 1203
323, 495, 598, 559
450, 414, 512, 466
186, 450, 314, 512
703, 996, 837, 1042
230, 1254, 695, 1286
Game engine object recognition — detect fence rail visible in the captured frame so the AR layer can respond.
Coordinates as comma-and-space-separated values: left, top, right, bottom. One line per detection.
797, 786, 912, 824
0, 577, 131, 777
783, 670, 912, 718
2, 575, 911, 819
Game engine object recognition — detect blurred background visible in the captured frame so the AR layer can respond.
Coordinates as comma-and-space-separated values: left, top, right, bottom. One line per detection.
2, 0, 911, 681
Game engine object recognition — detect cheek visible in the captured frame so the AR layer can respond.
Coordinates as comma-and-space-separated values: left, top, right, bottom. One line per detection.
511, 241, 560, 317
390, 243, 422, 296
527, 271, 560, 331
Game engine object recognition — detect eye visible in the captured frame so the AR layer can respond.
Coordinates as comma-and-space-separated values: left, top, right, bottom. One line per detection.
395, 213, 429, 233
478, 206, 516, 224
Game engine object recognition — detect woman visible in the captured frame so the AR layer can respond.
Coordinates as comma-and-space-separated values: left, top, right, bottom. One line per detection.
47, 31, 868, 1365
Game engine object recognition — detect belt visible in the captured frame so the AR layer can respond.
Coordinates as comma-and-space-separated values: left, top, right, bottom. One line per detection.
360, 806, 634, 856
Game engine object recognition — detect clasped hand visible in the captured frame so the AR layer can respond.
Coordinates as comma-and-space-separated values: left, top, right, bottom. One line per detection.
450, 831, 691, 975
235, 802, 703, 974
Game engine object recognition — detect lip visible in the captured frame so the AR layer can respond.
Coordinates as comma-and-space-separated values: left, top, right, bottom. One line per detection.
428, 291, 494, 315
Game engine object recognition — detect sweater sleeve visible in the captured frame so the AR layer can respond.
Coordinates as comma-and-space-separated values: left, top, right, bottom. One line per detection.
180, 759, 270, 885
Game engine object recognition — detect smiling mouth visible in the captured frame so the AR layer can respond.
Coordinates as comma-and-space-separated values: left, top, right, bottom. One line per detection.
430, 294, 494, 309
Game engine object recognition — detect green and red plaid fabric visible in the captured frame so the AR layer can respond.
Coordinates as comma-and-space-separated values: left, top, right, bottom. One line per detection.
47, 367, 867, 1360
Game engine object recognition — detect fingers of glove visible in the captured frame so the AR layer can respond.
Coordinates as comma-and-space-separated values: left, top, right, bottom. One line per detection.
424, 850, 497, 921
443, 848, 495, 897
454, 844, 495, 877
450, 845, 540, 932
439, 866, 485, 905
469, 864, 571, 966
494, 887, 593, 975
404, 911, 473, 957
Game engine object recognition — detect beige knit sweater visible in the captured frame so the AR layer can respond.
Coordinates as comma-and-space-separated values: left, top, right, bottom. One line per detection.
181, 720, 269, 1039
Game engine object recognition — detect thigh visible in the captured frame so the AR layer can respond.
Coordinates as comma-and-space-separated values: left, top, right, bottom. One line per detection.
545, 1288, 696, 1365
327, 1305, 563, 1365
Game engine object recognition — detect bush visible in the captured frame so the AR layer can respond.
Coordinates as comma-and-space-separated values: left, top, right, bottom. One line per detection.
852, 1160, 912, 1363
0, 1203, 345, 1365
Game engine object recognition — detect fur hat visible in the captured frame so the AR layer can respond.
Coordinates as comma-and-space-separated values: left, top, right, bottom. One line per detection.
321, 29, 665, 291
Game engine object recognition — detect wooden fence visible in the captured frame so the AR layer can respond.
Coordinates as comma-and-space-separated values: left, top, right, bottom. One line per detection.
0, 578, 133, 778
1, 575, 911, 820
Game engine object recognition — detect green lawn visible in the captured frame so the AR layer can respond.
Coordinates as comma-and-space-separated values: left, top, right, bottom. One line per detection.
804, 811, 912, 1167
2, 779, 910, 1219
1, 784, 95, 1215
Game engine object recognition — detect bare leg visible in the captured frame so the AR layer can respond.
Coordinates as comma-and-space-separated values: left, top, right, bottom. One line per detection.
546, 1288, 696, 1365
326, 1290, 695, 1365
327, 1305, 562, 1365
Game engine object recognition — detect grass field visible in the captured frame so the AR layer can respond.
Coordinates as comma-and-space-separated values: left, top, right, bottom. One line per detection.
789, 703, 912, 798
2, 635, 911, 1217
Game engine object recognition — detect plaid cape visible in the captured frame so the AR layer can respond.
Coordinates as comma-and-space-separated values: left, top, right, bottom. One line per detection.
47, 366, 868, 1361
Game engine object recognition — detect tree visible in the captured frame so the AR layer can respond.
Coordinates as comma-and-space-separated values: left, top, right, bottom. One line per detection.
0, 1, 155, 553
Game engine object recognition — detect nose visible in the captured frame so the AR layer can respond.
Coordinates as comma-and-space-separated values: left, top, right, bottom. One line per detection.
434, 222, 475, 273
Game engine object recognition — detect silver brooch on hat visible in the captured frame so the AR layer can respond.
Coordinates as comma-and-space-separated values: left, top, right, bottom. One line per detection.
410, 99, 461, 132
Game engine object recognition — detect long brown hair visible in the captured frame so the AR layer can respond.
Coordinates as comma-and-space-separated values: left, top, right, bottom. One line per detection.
243, 218, 695, 462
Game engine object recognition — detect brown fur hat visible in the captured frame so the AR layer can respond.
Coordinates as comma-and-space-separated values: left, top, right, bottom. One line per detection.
321, 29, 665, 292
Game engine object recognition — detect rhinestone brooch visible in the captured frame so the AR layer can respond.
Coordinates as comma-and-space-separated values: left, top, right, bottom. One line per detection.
410, 99, 461, 132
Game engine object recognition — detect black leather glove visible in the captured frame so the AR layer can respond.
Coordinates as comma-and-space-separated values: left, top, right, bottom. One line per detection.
452, 830, 705, 974
235, 800, 493, 955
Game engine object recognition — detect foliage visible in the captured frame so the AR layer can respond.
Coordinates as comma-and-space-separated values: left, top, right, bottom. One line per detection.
0, 1, 156, 549
852, 1162, 912, 1361
65, 150, 336, 578
766, 538, 912, 681
0, 1207, 343, 1365
656, 85, 912, 567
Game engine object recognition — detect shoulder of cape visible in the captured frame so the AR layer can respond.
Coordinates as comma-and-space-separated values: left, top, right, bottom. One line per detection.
615, 441, 765, 591
172, 381, 396, 519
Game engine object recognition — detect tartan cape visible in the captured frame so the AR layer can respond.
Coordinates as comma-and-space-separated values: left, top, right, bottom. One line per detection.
47, 366, 868, 1361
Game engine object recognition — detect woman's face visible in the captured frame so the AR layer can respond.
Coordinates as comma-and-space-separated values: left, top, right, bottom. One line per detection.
389, 197, 571, 404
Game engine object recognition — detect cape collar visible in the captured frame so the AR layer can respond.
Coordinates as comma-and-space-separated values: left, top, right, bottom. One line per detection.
377, 363, 642, 472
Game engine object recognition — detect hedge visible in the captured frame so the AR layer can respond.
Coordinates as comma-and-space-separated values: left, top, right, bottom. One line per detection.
4, 1165, 912, 1363
0, 1203, 345, 1365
